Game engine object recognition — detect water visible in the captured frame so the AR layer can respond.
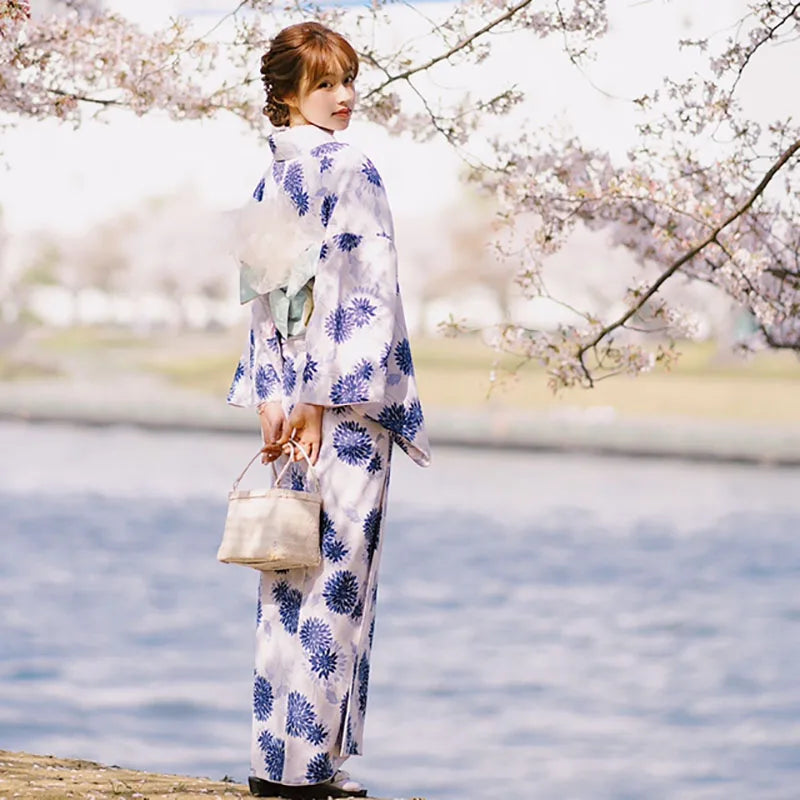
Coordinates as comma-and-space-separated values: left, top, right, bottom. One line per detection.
1, 420, 799, 799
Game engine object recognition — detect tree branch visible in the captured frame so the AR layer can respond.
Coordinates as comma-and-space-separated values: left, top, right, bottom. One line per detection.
727, 2, 800, 101
45, 87, 124, 108
576, 135, 800, 380
361, 0, 535, 100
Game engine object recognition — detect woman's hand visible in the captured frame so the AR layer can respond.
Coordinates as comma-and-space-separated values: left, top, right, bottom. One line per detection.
258, 401, 288, 464
277, 402, 324, 465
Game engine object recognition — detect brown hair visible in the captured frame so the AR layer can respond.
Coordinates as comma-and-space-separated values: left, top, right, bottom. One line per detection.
261, 22, 359, 128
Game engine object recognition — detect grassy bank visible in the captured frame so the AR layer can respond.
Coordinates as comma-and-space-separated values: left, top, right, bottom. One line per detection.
141, 332, 800, 424
15, 325, 800, 423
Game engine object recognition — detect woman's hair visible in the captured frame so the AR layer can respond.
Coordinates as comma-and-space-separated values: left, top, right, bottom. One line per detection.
261, 22, 359, 128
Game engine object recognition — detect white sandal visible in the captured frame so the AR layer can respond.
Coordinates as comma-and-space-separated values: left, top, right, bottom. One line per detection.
326, 769, 367, 797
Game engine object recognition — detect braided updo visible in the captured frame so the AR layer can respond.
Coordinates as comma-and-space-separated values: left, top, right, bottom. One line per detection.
261, 21, 359, 128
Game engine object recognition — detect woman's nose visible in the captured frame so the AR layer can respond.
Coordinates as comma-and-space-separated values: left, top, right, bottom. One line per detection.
336, 83, 355, 104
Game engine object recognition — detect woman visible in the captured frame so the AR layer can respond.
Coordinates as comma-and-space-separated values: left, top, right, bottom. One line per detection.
227, 20, 431, 800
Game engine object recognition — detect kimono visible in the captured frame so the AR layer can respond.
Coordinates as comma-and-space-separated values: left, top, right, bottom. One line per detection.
226, 122, 431, 786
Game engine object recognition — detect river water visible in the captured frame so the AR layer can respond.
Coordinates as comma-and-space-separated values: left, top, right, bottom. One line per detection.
1, 420, 799, 800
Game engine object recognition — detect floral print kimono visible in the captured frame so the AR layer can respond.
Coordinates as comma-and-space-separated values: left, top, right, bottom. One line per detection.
227, 122, 431, 786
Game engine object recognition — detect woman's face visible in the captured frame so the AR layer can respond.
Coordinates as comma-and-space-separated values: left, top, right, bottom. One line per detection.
286, 68, 356, 132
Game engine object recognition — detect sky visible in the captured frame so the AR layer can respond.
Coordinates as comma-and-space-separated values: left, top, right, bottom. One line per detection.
1, 0, 794, 237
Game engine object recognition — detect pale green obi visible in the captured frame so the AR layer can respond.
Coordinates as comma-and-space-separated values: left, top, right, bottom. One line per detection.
240, 245, 316, 338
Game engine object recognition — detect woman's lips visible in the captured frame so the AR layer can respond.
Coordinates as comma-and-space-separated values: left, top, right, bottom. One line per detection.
334, 109, 351, 117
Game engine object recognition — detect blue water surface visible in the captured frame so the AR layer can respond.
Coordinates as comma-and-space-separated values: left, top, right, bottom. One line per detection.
1, 420, 799, 800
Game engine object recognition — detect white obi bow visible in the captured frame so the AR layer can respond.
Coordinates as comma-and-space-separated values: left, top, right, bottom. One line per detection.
232, 193, 320, 306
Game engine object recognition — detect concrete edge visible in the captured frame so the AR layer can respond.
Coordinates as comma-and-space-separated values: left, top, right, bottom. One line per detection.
3, 404, 800, 468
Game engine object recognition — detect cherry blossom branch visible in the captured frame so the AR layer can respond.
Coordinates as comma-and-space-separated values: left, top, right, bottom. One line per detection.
361, 0, 535, 99
575, 135, 800, 383
45, 87, 123, 108
726, 2, 800, 100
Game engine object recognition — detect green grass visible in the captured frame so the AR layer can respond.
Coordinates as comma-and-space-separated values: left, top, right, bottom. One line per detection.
0, 356, 62, 381
36, 326, 151, 353
139, 334, 800, 424
144, 353, 238, 396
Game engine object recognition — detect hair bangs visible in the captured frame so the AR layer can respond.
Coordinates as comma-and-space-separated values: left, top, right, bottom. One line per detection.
301, 37, 359, 92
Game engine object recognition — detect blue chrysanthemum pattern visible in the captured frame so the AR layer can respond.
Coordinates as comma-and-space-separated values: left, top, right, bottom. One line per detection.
377, 401, 423, 441
379, 342, 391, 373
320, 193, 338, 227
253, 177, 265, 202
329, 360, 374, 405
227, 360, 245, 401
321, 511, 349, 563
272, 580, 290, 603
266, 333, 281, 353
286, 691, 316, 738
272, 581, 302, 634
350, 297, 377, 328
258, 730, 285, 781
357, 654, 370, 713
253, 674, 274, 721
334, 232, 363, 252
283, 356, 297, 395
306, 723, 329, 746
283, 163, 309, 216
361, 158, 382, 187
305, 752, 334, 783
324, 306, 354, 344
394, 338, 414, 375
405, 399, 424, 438
255, 365, 279, 400
299, 617, 333, 653
345, 717, 357, 755
309, 646, 339, 680
310, 141, 348, 157
303, 355, 318, 385
288, 464, 305, 491
366, 452, 382, 475
363, 508, 381, 564
322, 570, 359, 615
332, 421, 372, 466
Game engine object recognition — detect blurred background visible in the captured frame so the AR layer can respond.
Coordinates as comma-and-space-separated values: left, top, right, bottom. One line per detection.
2, 1, 800, 799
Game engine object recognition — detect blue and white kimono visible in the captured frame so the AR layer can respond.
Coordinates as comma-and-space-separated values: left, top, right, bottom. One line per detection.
227, 122, 431, 786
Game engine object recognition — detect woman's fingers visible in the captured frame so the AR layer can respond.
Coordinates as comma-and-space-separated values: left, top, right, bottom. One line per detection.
260, 443, 281, 464
276, 426, 295, 447
292, 439, 319, 465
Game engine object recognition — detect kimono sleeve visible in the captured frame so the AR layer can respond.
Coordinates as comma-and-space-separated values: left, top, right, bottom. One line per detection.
226, 296, 285, 408
296, 152, 398, 409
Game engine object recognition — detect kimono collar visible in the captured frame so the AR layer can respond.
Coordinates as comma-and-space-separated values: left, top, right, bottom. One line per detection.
267, 124, 338, 161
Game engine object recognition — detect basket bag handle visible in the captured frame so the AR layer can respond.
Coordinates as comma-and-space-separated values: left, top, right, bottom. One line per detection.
232, 439, 320, 493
